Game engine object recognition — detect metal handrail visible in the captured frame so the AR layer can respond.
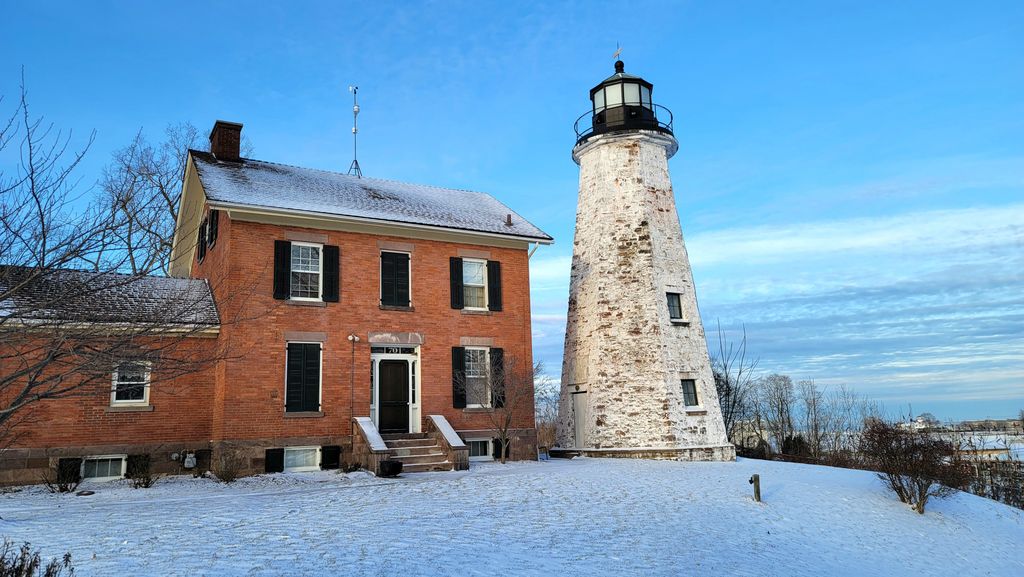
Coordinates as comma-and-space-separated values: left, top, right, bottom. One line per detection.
573, 103, 674, 143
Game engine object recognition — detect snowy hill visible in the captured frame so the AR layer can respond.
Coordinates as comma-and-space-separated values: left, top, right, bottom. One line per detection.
2, 458, 1021, 576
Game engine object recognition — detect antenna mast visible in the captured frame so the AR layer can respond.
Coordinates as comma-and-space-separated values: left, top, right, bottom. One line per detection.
347, 85, 362, 178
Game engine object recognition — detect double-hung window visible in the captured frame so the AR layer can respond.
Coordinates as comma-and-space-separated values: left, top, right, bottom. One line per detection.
449, 257, 502, 312
463, 348, 490, 407
290, 242, 322, 300
285, 342, 322, 413
452, 346, 505, 409
462, 259, 487, 310
274, 240, 339, 302
380, 251, 411, 307
111, 362, 150, 406
681, 379, 699, 407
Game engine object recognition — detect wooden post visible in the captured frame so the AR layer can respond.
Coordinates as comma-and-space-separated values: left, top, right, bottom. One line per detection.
749, 474, 761, 502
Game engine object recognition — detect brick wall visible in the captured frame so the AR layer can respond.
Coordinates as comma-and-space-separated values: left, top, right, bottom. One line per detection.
2, 207, 539, 484
201, 216, 537, 455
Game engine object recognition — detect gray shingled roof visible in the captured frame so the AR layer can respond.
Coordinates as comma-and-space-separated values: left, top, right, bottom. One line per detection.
190, 151, 553, 242
0, 266, 219, 326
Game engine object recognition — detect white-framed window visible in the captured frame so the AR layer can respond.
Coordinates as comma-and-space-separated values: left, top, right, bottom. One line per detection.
111, 361, 151, 406
82, 454, 127, 481
466, 439, 493, 462
462, 258, 487, 310
666, 293, 684, 321
284, 446, 321, 472
290, 242, 323, 300
464, 347, 490, 407
681, 379, 700, 407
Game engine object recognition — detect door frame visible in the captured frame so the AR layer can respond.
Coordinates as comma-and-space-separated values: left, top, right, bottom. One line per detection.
370, 346, 420, 434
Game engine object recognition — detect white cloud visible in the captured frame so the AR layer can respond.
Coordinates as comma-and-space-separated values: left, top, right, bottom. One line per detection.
688, 203, 1024, 267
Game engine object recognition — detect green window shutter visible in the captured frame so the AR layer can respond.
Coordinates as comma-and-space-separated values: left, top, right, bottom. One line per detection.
273, 240, 291, 300
490, 347, 505, 408
452, 346, 466, 408
449, 257, 464, 309
323, 245, 340, 302
487, 260, 502, 311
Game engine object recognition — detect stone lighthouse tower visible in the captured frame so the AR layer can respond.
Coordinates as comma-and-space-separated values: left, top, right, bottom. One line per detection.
557, 61, 734, 461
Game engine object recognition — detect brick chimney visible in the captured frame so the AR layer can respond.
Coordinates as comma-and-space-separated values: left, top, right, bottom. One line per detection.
209, 120, 243, 162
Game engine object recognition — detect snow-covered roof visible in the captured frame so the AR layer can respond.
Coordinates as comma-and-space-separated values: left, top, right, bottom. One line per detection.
190, 151, 553, 242
0, 266, 219, 326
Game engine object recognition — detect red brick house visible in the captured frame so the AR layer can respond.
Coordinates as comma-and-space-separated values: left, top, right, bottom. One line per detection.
0, 120, 552, 484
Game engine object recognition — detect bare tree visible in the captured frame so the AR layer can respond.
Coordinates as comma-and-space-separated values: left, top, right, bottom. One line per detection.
456, 354, 538, 464
757, 373, 797, 454
711, 320, 758, 444
96, 122, 252, 274
0, 81, 253, 446
533, 365, 558, 451
798, 379, 824, 458
95, 123, 201, 274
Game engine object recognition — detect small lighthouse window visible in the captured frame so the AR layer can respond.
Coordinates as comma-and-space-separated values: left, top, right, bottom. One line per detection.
681, 379, 699, 407
624, 83, 641, 105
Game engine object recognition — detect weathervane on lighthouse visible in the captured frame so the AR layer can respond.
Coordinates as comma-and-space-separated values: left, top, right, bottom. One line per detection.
347, 85, 362, 178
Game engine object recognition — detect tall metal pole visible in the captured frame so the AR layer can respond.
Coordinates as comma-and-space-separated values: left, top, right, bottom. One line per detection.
348, 85, 362, 178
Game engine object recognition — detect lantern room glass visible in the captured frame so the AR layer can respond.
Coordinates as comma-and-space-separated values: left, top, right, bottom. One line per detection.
641, 86, 652, 109
594, 88, 605, 112
605, 85, 622, 107
624, 83, 641, 105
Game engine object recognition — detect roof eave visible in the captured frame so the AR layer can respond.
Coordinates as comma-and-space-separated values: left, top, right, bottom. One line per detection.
207, 200, 555, 245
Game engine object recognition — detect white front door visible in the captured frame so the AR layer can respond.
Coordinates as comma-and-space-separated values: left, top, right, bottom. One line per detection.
370, 346, 420, 434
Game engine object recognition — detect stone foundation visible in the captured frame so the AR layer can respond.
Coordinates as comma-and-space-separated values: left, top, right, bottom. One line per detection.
570, 444, 736, 461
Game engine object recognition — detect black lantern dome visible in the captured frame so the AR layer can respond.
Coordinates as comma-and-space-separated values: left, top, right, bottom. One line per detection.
574, 60, 673, 146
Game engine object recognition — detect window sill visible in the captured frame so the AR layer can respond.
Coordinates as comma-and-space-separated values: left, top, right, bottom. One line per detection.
461, 309, 491, 316
463, 407, 494, 413
106, 405, 154, 413
685, 409, 707, 416
380, 304, 415, 312
284, 411, 324, 418
670, 319, 691, 326
286, 300, 326, 308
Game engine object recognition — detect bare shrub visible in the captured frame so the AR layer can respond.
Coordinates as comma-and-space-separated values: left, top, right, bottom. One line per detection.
860, 419, 970, 514
126, 454, 158, 489
211, 446, 245, 483
0, 540, 74, 577
41, 459, 81, 494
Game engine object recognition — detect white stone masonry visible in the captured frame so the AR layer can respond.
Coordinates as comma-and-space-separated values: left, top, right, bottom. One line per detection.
557, 130, 734, 461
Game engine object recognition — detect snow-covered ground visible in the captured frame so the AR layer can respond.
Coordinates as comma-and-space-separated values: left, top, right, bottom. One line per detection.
1, 458, 1021, 576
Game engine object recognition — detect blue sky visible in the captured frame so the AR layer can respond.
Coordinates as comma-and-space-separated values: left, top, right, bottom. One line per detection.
3, 1, 1021, 420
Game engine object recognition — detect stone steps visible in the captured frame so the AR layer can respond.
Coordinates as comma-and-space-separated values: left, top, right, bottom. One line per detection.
381, 432, 454, 473
401, 461, 453, 473
390, 452, 447, 465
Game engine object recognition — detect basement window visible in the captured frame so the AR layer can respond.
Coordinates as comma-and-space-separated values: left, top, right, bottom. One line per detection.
466, 439, 493, 462
283, 447, 320, 472
82, 455, 127, 481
